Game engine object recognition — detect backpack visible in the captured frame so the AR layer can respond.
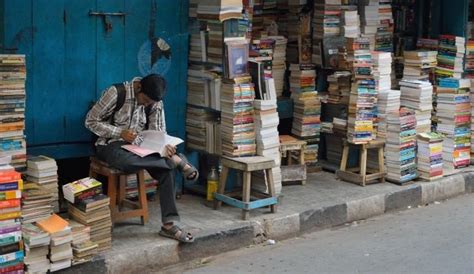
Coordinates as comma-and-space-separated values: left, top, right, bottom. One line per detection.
90, 83, 153, 147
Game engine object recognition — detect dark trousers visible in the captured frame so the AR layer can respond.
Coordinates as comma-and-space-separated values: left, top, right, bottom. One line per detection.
96, 141, 180, 224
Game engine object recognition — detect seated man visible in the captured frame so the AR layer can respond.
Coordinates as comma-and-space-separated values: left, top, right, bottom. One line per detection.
85, 74, 197, 243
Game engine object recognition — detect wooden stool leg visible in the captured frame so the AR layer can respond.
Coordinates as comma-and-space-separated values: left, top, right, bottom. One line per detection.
214, 166, 229, 210
378, 147, 386, 183
118, 175, 126, 209
287, 152, 293, 165
266, 169, 277, 213
299, 148, 306, 185
360, 145, 368, 186
241, 171, 251, 220
137, 171, 149, 225
108, 175, 118, 223
340, 144, 349, 171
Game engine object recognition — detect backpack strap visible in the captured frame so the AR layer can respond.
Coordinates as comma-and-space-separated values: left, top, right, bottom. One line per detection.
110, 83, 126, 124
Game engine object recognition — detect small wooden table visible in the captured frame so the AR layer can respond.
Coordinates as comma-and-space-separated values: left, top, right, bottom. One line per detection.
213, 156, 277, 220
336, 139, 386, 186
279, 135, 307, 185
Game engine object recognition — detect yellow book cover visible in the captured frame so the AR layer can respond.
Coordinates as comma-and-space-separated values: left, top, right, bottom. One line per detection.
0, 211, 21, 221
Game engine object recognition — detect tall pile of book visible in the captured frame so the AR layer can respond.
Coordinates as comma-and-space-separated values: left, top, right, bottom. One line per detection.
436, 78, 471, 173
358, 0, 380, 50
466, 40, 474, 79
372, 51, 392, 135
220, 77, 257, 156
402, 51, 437, 82
346, 38, 376, 143
386, 108, 418, 183
253, 99, 282, 195
399, 80, 433, 134
313, 0, 342, 39
0, 55, 27, 172
0, 166, 23, 273
269, 36, 288, 97
22, 223, 50, 273
125, 171, 157, 199
435, 35, 466, 80
25, 155, 59, 213
287, 2, 312, 64
197, 0, 243, 22
417, 132, 444, 181
341, 8, 360, 38
327, 71, 351, 104
21, 181, 53, 224
63, 178, 112, 252
69, 219, 97, 265
377, 89, 400, 140
375, 0, 394, 52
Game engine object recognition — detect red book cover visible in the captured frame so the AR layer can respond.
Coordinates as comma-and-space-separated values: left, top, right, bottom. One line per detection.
0, 172, 21, 184
0, 199, 20, 209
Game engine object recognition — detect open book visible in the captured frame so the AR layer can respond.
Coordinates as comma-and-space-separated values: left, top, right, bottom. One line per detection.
121, 130, 183, 158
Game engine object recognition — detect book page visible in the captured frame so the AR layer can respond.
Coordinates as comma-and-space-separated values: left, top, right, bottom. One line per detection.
138, 130, 184, 156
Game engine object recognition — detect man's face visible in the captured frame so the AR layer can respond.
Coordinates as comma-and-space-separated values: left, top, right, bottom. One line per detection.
136, 91, 156, 107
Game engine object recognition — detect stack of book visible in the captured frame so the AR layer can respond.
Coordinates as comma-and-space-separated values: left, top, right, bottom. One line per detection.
37, 214, 73, 272
286, 2, 312, 64
358, 0, 380, 50
436, 35, 466, 80
465, 40, 474, 79
417, 132, 444, 181
253, 99, 282, 195
312, 0, 342, 39
0, 54, 27, 172
289, 63, 317, 94
188, 29, 207, 63
402, 51, 438, 82
291, 91, 321, 166
197, 0, 243, 22
372, 51, 392, 135
21, 181, 53, 224
346, 38, 376, 144
375, 0, 394, 52
327, 71, 351, 104
386, 108, 418, 183
269, 36, 288, 97
25, 155, 59, 212
125, 172, 157, 199
22, 223, 50, 273
220, 77, 256, 156
436, 78, 471, 173
206, 20, 224, 66
63, 178, 112, 252
341, 8, 360, 38
0, 167, 24, 273
186, 107, 221, 154
399, 80, 433, 134
377, 89, 401, 140
69, 219, 97, 265
416, 38, 439, 51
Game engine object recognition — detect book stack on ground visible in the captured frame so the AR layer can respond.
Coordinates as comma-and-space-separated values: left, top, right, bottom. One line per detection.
435, 35, 466, 80
291, 91, 321, 166
252, 99, 282, 195
286, 3, 312, 64
69, 219, 97, 265
402, 51, 438, 82
21, 181, 53, 224
465, 40, 474, 79
197, 0, 243, 22
185, 106, 221, 154
0, 167, 24, 273
220, 77, 256, 156
312, 0, 342, 39
417, 132, 444, 181
372, 51, 392, 135
0, 54, 27, 172
37, 214, 72, 272
341, 7, 360, 38
22, 223, 51, 273
376, 89, 400, 140
25, 155, 59, 212
385, 107, 418, 183
327, 71, 351, 104
63, 178, 111, 252
399, 80, 433, 134
436, 78, 471, 173
125, 171, 157, 199
345, 38, 376, 144
375, 0, 394, 52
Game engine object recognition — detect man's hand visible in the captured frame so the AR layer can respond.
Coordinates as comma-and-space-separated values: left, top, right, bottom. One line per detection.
121, 129, 137, 143
162, 144, 176, 158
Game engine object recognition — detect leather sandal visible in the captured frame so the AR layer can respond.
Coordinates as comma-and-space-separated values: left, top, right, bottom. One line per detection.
159, 225, 194, 243
177, 153, 199, 184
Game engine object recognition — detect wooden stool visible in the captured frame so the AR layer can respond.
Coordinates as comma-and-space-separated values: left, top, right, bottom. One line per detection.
279, 135, 307, 185
213, 156, 278, 220
336, 139, 386, 186
89, 157, 149, 225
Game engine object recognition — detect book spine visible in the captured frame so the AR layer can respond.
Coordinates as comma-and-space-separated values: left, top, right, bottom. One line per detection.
0, 260, 23, 273
0, 182, 19, 192
0, 242, 20, 255
0, 191, 21, 201
75, 187, 102, 202
0, 250, 23, 264
0, 225, 20, 235
0, 174, 21, 184
0, 200, 20, 210
0, 212, 20, 221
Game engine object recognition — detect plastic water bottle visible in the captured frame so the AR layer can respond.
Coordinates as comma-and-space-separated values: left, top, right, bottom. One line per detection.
207, 167, 219, 201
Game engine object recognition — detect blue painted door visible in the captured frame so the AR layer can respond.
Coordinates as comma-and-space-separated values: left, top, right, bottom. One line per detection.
0, 0, 189, 159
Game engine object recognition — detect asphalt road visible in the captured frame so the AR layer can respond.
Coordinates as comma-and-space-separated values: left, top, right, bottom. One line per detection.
164, 194, 473, 274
